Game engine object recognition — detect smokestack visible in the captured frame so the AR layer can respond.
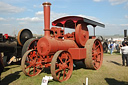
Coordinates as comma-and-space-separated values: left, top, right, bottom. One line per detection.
124, 29, 127, 41
42, 2, 51, 37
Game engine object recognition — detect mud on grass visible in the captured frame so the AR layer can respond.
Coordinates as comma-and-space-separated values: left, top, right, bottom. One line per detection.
1, 54, 128, 85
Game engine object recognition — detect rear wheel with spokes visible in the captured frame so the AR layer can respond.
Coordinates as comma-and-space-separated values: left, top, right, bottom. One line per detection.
84, 39, 103, 70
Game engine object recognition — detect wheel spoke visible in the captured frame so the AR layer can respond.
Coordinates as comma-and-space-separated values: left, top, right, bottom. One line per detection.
56, 68, 62, 73
57, 72, 61, 79
59, 57, 63, 64
33, 67, 35, 75
98, 52, 101, 55
28, 55, 33, 61
25, 64, 33, 69
67, 66, 70, 70
92, 55, 96, 60
94, 44, 100, 51
96, 55, 101, 62
27, 67, 31, 75
25, 60, 31, 65
96, 58, 101, 62
35, 67, 39, 71
94, 62, 99, 68
35, 67, 40, 72
56, 63, 59, 67
63, 69, 66, 79
66, 60, 70, 63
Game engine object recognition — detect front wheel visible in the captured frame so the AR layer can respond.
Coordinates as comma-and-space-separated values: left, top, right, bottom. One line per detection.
21, 49, 43, 77
51, 50, 73, 82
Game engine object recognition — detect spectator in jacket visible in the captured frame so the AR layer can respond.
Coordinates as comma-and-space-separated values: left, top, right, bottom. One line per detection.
120, 42, 128, 66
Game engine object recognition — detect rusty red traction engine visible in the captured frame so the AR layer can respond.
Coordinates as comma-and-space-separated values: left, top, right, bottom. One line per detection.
21, 2, 105, 82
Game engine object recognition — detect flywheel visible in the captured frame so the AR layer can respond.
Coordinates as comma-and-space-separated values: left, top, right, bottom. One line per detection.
17, 29, 33, 46
75, 24, 89, 47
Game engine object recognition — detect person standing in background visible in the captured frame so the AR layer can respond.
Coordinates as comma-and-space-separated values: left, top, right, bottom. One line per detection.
110, 42, 114, 55
120, 42, 128, 66
108, 42, 110, 53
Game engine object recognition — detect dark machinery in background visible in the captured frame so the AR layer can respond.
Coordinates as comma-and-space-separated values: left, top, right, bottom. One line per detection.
124, 30, 128, 41
97, 36, 108, 53
0, 29, 38, 65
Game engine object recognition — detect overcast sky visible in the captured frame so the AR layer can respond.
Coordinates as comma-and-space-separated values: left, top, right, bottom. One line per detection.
0, 0, 128, 36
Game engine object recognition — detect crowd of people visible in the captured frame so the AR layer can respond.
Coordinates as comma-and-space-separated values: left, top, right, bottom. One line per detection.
107, 40, 128, 66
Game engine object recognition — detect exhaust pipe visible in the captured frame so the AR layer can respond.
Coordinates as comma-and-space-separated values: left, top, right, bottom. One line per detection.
42, 2, 51, 37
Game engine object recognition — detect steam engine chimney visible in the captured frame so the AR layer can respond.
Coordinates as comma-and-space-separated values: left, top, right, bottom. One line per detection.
42, 2, 51, 37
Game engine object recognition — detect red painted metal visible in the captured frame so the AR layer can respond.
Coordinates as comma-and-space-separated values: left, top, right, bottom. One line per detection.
4, 34, 9, 39
37, 36, 78, 56
64, 32, 75, 40
50, 27, 64, 38
68, 48, 86, 60
75, 24, 89, 47
21, 2, 104, 82
92, 39, 103, 69
52, 16, 83, 28
43, 2, 51, 37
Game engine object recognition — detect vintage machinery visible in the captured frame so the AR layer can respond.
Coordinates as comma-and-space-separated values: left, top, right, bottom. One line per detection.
21, 2, 105, 82
124, 30, 128, 41
0, 29, 34, 64
97, 36, 108, 53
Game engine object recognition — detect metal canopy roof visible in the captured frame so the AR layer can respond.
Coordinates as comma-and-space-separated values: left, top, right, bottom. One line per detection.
52, 16, 105, 29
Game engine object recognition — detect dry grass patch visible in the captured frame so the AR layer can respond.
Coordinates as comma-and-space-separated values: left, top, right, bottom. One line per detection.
1, 54, 128, 85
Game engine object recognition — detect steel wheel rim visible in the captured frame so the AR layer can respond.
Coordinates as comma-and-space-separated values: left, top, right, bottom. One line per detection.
21, 49, 42, 77
51, 50, 73, 82
28, 39, 38, 50
92, 39, 103, 69
22, 38, 38, 56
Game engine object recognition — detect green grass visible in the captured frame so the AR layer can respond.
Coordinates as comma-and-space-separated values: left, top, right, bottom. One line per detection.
1, 54, 128, 85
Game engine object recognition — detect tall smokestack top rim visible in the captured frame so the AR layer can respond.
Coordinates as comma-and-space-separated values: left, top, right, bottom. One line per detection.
42, 2, 51, 6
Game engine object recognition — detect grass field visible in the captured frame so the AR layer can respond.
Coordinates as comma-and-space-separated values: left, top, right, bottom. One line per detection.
1, 53, 128, 85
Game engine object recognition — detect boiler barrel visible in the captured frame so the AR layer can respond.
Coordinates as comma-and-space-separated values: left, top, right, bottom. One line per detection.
37, 37, 78, 56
